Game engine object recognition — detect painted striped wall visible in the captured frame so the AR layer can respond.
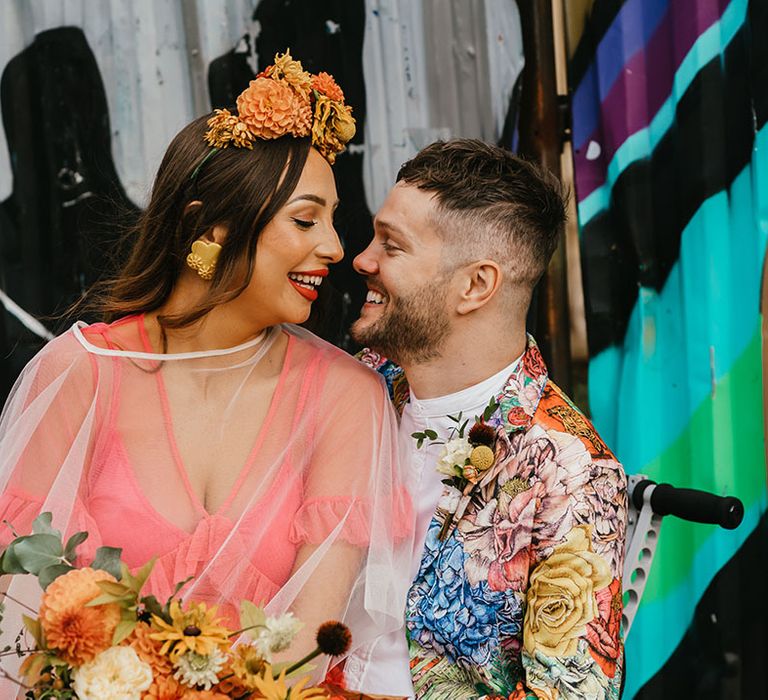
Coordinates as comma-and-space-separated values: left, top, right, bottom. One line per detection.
569, 0, 767, 696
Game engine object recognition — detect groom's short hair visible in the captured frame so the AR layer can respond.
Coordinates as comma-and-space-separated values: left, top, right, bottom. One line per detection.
396, 139, 567, 296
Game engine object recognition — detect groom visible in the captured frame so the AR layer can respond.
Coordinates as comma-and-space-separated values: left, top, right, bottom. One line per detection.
346, 140, 627, 699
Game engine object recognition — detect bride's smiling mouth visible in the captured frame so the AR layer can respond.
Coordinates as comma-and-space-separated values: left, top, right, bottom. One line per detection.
287, 269, 328, 301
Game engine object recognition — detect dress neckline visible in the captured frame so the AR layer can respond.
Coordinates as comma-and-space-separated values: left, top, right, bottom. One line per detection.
135, 317, 295, 520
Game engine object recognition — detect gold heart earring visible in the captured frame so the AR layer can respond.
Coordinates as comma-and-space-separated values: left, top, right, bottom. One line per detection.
186, 240, 222, 280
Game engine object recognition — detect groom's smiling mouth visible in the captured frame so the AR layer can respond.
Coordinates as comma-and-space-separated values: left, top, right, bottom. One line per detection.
364, 287, 387, 306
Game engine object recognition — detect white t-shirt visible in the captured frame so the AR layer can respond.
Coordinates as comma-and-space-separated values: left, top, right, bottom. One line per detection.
346, 356, 521, 697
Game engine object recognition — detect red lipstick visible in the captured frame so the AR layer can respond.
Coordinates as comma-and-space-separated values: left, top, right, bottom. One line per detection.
289, 279, 319, 301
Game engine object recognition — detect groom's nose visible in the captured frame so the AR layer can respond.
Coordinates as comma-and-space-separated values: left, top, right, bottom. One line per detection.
353, 243, 378, 276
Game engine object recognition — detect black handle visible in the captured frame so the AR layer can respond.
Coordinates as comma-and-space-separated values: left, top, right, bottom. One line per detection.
631, 480, 744, 530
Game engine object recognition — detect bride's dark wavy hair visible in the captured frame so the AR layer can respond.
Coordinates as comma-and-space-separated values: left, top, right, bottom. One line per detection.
86, 113, 311, 329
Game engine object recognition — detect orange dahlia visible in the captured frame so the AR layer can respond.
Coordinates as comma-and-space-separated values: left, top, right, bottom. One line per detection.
39, 567, 121, 666
144, 673, 184, 700
127, 621, 173, 678
179, 691, 229, 700
237, 78, 312, 139
311, 72, 345, 102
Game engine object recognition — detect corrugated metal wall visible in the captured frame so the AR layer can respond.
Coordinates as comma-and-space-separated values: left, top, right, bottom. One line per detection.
0, 0, 255, 207
569, 0, 768, 696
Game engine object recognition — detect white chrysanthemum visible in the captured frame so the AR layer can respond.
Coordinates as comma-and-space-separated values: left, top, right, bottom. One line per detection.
173, 647, 227, 690
255, 612, 304, 656
436, 437, 473, 476
72, 646, 153, 700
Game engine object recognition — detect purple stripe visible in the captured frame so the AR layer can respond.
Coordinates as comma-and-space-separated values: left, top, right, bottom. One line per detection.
573, 0, 670, 149
573, 0, 729, 201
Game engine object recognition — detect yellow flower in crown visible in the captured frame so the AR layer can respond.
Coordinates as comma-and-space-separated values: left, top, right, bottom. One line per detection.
202, 49, 355, 164
261, 50, 313, 98
150, 600, 230, 662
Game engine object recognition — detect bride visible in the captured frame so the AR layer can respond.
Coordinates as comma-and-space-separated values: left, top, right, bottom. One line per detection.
0, 52, 412, 697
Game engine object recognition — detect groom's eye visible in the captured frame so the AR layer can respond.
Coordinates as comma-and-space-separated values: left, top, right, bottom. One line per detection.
382, 240, 401, 253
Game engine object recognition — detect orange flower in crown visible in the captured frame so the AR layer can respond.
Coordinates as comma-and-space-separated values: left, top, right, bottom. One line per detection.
204, 50, 355, 164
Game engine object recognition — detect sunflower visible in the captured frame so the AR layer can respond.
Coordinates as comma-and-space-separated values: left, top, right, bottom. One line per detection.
251, 666, 328, 700
150, 601, 230, 662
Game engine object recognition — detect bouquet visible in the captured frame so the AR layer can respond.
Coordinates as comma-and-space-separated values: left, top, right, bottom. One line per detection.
0, 513, 351, 699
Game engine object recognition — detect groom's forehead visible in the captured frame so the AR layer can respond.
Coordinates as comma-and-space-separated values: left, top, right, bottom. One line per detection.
377, 184, 440, 235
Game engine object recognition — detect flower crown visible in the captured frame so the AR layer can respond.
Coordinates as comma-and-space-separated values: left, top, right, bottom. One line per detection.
204, 50, 355, 164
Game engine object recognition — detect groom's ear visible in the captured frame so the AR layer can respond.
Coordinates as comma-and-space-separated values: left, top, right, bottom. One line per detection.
455, 260, 502, 315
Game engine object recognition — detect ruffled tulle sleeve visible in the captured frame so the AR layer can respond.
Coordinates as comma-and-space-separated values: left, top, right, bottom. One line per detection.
0, 487, 103, 563
289, 489, 414, 547
0, 488, 43, 545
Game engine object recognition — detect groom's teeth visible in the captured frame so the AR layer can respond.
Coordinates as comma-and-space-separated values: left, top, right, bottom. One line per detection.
366, 290, 385, 304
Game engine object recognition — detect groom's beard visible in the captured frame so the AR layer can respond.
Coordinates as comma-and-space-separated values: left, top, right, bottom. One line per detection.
351, 277, 450, 364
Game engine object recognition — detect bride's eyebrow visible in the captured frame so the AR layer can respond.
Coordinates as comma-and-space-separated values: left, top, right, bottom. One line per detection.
287, 194, 339, 208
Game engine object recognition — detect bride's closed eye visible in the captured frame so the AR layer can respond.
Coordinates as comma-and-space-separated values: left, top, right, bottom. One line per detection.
292, 218, 317, 229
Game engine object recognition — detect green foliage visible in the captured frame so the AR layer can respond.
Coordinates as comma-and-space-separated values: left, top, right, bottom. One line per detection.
91, 546, 123, 579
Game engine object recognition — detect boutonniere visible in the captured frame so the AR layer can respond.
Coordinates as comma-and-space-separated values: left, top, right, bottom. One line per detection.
412, 396, 499, 539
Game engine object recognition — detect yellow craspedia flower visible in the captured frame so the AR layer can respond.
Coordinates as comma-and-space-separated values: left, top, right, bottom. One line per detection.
469, 444, 495, 471
150, 600, 230, 662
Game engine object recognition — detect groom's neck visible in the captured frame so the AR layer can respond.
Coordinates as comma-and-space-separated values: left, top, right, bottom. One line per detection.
401, 318, 527, 400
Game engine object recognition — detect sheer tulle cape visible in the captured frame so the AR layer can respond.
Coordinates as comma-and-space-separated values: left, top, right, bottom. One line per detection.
0, 316, 414, 689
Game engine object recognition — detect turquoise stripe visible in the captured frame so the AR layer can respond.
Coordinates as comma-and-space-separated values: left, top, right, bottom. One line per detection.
588, 146, 768, 468
624, 495, 767, 698
577, 0, 748, 227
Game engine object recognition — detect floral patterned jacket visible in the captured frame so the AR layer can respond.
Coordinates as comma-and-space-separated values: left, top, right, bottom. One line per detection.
359, 335, 627, 700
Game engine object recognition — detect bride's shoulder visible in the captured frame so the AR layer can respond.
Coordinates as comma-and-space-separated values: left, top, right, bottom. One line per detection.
285, 326, 386, 391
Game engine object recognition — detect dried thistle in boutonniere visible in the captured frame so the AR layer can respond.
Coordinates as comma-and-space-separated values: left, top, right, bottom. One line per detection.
412, 396, 500, 540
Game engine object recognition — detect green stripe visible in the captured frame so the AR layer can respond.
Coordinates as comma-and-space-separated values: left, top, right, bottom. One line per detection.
631, 323, 766, 604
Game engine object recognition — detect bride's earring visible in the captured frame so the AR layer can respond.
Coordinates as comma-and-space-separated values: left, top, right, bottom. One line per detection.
186, 240, 222, 280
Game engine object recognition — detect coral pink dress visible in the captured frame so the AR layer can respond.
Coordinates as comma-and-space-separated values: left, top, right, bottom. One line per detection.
0, 316, 411, 636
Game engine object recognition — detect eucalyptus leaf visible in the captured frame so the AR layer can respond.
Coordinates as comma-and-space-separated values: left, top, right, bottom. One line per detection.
92, 546, 123, 579
14, 534, 64, 574
31, 512, 60, 538
63, 531, 89, 562
38, 563, 74, 590
0, 538, 30, 574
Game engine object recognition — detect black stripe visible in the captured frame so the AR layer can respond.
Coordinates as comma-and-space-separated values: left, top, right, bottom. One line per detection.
568, 0, 628, 93
633, 513, 768, 698
580, 18, 763, 356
